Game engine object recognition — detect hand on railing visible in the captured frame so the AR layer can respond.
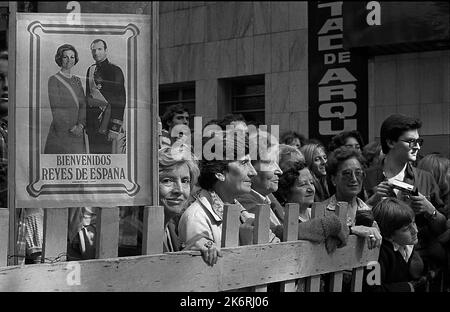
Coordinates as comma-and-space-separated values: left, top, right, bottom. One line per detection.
184, 236, 222, 267
350, 225, 382, 249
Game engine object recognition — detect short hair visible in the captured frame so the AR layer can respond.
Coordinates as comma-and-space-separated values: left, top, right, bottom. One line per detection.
300, 143, 326, 169
274, 161, 308, 205
278, 144, 305, 173
326, 146, 366, 177
198, 130, 250, 190
280, 130, 306, 147
328, 130, 364, 152
161, 104, 189, 130
90, 39, 107, 50
159, 144, 200, 192
380, 114, 422, 154
372, 197, 415, 238
417, 153, 449, 204
54, 44, 79, 67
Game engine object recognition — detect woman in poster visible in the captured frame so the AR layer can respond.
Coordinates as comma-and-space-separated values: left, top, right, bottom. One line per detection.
44, 44, 87, 154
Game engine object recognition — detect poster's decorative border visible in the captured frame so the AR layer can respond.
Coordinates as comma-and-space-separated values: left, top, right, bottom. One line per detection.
25, 22, 140, 197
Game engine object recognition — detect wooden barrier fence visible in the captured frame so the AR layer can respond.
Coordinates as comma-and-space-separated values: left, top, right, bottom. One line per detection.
0, 203, 379, 292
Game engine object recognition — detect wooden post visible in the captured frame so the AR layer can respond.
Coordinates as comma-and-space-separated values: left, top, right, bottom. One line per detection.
0, 209, 8, 266
329, 201, 348, 292
351, 267, 364, 292
253, 204, 270, 292
7, 1, 17, 266
95, 207, 120, 259
142, 205, 164, 255
280, 203, 299, 292
305, 202, 326, 292
221, 204, 241, 248
42, 208, 68, 263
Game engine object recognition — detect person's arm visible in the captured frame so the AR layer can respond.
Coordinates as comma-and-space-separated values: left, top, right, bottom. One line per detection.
410, 193, 447, 235
178, 208, 222, 266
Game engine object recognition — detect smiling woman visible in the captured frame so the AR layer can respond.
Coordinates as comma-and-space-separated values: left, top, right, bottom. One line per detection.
159, 144, 199, 252
178, 130, 259, 266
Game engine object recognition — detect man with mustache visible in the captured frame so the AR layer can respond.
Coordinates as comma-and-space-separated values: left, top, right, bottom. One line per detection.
364, 114, 447, 275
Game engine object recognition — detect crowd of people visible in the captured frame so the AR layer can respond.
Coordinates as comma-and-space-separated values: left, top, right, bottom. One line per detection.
157, 104, 449, 292
0, 45, 448, 291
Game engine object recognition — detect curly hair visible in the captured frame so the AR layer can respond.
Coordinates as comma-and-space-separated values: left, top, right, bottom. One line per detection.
273, 161, 307, 205
54, 44, 79, 67
159, 144, 200, 192
328, 130, 364, 152
380, 114, 422, 154
326, 146, 366, 177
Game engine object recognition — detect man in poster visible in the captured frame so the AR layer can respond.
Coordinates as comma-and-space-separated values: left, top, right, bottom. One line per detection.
85, 39, 126, 154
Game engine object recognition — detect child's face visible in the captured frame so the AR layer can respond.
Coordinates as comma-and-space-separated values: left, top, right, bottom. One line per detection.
390, 221, 418, 246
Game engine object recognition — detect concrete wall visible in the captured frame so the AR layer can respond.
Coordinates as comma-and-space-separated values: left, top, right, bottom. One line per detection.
159, 1, 310, 137
369, 50, 450, 157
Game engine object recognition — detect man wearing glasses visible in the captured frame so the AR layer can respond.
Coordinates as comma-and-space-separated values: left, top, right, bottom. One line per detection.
364, 114, 447, 276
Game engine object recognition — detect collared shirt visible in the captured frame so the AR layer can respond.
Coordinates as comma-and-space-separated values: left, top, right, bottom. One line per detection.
388, 239, 414, 263
326, 194, 371, 226
237, 189, 282, 226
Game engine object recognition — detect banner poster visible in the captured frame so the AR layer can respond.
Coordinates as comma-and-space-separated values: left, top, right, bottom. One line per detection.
308, 1, 368, 148
15, 13, 152, 208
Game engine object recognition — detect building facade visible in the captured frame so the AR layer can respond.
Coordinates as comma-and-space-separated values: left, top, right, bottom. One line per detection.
3, 1, 449, 156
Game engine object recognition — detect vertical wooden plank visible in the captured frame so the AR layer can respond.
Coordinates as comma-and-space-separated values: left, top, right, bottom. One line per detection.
0, 209, 8, 266
329, 272, 343, 292
221, 204, 241, 248
306, 276, 321, 292
42, 208, 68, 263
253, 204, 270, 292
95, 207, 119, 259
7, 1, 17, 266
142, 205, 164, 255
329, 201, 348, 292
310, 202, 325, 219
351, 267, 364, 292
306, 202, 325, 292
151, 1, 159, 207
280, 203, 299, 292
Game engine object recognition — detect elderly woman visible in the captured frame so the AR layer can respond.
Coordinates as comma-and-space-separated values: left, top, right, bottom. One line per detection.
178, 130, 258, 266
159, 144, 199, 252
300, 143, 330, 202
273, 159, 348, 252
319, 146, 382, 249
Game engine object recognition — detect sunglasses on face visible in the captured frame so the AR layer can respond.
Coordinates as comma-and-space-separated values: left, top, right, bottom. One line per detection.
339, 169, 365, 180
399, 138, 424, 148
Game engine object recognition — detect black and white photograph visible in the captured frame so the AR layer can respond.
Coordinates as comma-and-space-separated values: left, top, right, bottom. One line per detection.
0, 0, 448, 302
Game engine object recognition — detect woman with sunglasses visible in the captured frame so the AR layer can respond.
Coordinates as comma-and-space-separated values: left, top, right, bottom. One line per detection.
321, 146, 382, 249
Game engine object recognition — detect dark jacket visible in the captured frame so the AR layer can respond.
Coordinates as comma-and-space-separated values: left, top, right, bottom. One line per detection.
364, 240, 423, 292
86, 58, 126, 135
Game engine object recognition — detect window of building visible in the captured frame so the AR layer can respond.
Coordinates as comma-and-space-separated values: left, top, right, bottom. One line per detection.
159, 82, 195, 131
230, 75, 265, 126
